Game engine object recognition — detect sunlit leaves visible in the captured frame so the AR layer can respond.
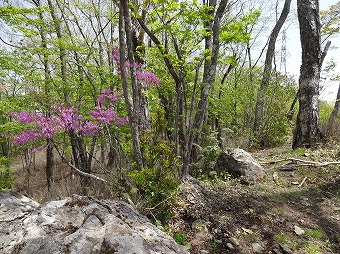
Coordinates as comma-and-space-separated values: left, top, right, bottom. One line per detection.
220, 9, 260, 44
320, 2, 340, 36
0, 5, 46, 37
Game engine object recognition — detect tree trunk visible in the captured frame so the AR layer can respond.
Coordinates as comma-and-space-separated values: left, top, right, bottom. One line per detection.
183, 0, 228, 178
47, 0, 69, 104
253, 0, 292, 145
131, 7, 151, 131
119, 0, 144, 169
135, 15, 186, 170
293, 0, 323, 149
287, 40, 331, 121
33, 0, 55, 190
45, 138, 54, 190
325, 83, 340, 137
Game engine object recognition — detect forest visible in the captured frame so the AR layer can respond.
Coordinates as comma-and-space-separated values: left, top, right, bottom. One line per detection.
0, 0, 340, 253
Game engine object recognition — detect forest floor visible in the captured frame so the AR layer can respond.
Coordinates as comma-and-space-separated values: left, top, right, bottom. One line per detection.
10, 143, 340, 254
169, 144, 340, 254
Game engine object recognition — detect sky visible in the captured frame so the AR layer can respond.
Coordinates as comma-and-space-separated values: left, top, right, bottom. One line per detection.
285, 0, 340, 102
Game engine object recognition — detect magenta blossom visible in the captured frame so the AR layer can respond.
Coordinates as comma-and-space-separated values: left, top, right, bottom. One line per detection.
9, 90, 127, 146
32, 145, 45, 153
111, 47, 160, 89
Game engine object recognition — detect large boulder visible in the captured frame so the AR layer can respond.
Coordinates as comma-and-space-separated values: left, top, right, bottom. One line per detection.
214, 148, 265, 180
0, 191, 188, 254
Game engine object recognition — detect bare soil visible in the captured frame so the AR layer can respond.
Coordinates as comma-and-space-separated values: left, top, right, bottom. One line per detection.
10, 145, 340, 254
169, 146, 340, 253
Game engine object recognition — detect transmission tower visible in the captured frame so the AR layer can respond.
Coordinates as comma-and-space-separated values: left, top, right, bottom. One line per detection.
280, 27, 287, 74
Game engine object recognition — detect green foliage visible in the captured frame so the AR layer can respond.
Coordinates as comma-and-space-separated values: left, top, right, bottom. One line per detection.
209, 67, 296, 148
0, 157, 14, 190
128, 136, 181, 220
275, 228, 327, 254
319, 100, 334, 126
254, 73, 297, 147
305, 228, 325, 240
155, 219, 169, 232
190, 129, 222, 179
321, 2, 340, 36
173, 231, 190, 249
220, 9, 261, 44
173, 232, 187, 245
274, 233, 299, 250
302, 243, 323, 254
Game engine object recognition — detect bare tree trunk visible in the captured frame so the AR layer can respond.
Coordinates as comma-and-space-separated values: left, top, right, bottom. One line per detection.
135, 15, 186, 171
325, 83, 340, 137
293, 0, 323, 149
45, 138, 54, 189
287, 40, 331, 121
132, 9, 151, 132
119, 0, 144, 169
33, 0, 54, 190
183, 0, 229, 178
47, 0, 69, 104
253, 0, 292, 145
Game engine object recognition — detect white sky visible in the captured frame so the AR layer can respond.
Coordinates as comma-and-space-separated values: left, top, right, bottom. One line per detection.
285, 0, 340, 102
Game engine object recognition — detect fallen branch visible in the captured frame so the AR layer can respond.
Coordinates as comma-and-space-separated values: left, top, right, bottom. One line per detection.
298, 177, 307, 188
286, 158, 340, 167
53, 143, 107, 183
261, 157, 340, 169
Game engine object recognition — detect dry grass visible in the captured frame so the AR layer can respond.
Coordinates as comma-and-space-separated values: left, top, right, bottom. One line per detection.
11, 150, 120, 202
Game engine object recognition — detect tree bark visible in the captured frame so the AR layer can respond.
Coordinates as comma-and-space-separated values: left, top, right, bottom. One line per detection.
287, 40, 331, 121
183, 0, 229, 177
253, 0, 292, 145
293, 0, 323, 149
47, 0, 69, 104
119, 0, 144, 169
33, 0, 54, 190
325, 83, 340, 137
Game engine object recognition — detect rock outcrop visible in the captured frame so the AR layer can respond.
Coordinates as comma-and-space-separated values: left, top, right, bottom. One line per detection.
0, 191, 188, 254
214, 148, 265, 180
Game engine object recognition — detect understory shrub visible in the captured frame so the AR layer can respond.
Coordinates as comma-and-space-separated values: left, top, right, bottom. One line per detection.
128, 135, 181, 221
0, 157, 14, 190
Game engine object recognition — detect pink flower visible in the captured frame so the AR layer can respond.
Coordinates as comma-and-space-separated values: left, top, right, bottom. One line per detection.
32, 145, 45, 153
10, 90, 128, 146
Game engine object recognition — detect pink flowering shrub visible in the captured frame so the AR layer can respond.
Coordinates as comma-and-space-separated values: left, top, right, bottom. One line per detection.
8, 46, 160, 150
111, 47, 160, 89
8, 90, 127, 146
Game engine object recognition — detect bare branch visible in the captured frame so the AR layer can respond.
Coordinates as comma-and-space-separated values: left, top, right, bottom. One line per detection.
261, 157, 340, 169
53, 143, 107, 183
298, 177, 307, 188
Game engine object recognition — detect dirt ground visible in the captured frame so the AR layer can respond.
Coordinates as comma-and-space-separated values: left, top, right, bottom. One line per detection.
10, 144, 340, 254
169, 145, 340, 253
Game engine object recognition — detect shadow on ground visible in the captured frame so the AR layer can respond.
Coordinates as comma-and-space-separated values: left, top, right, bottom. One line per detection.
174, 175, 339, 254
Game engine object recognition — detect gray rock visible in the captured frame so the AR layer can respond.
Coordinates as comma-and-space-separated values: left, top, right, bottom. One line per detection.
227, 237, 240, 246
273, 248, 283, 254
214, 148, 266, 180
226, 242, 234, 250
199, 250, 209, 254
252, 242, 264, 253
0, 191, 188, 254
279, 243, 293, 254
